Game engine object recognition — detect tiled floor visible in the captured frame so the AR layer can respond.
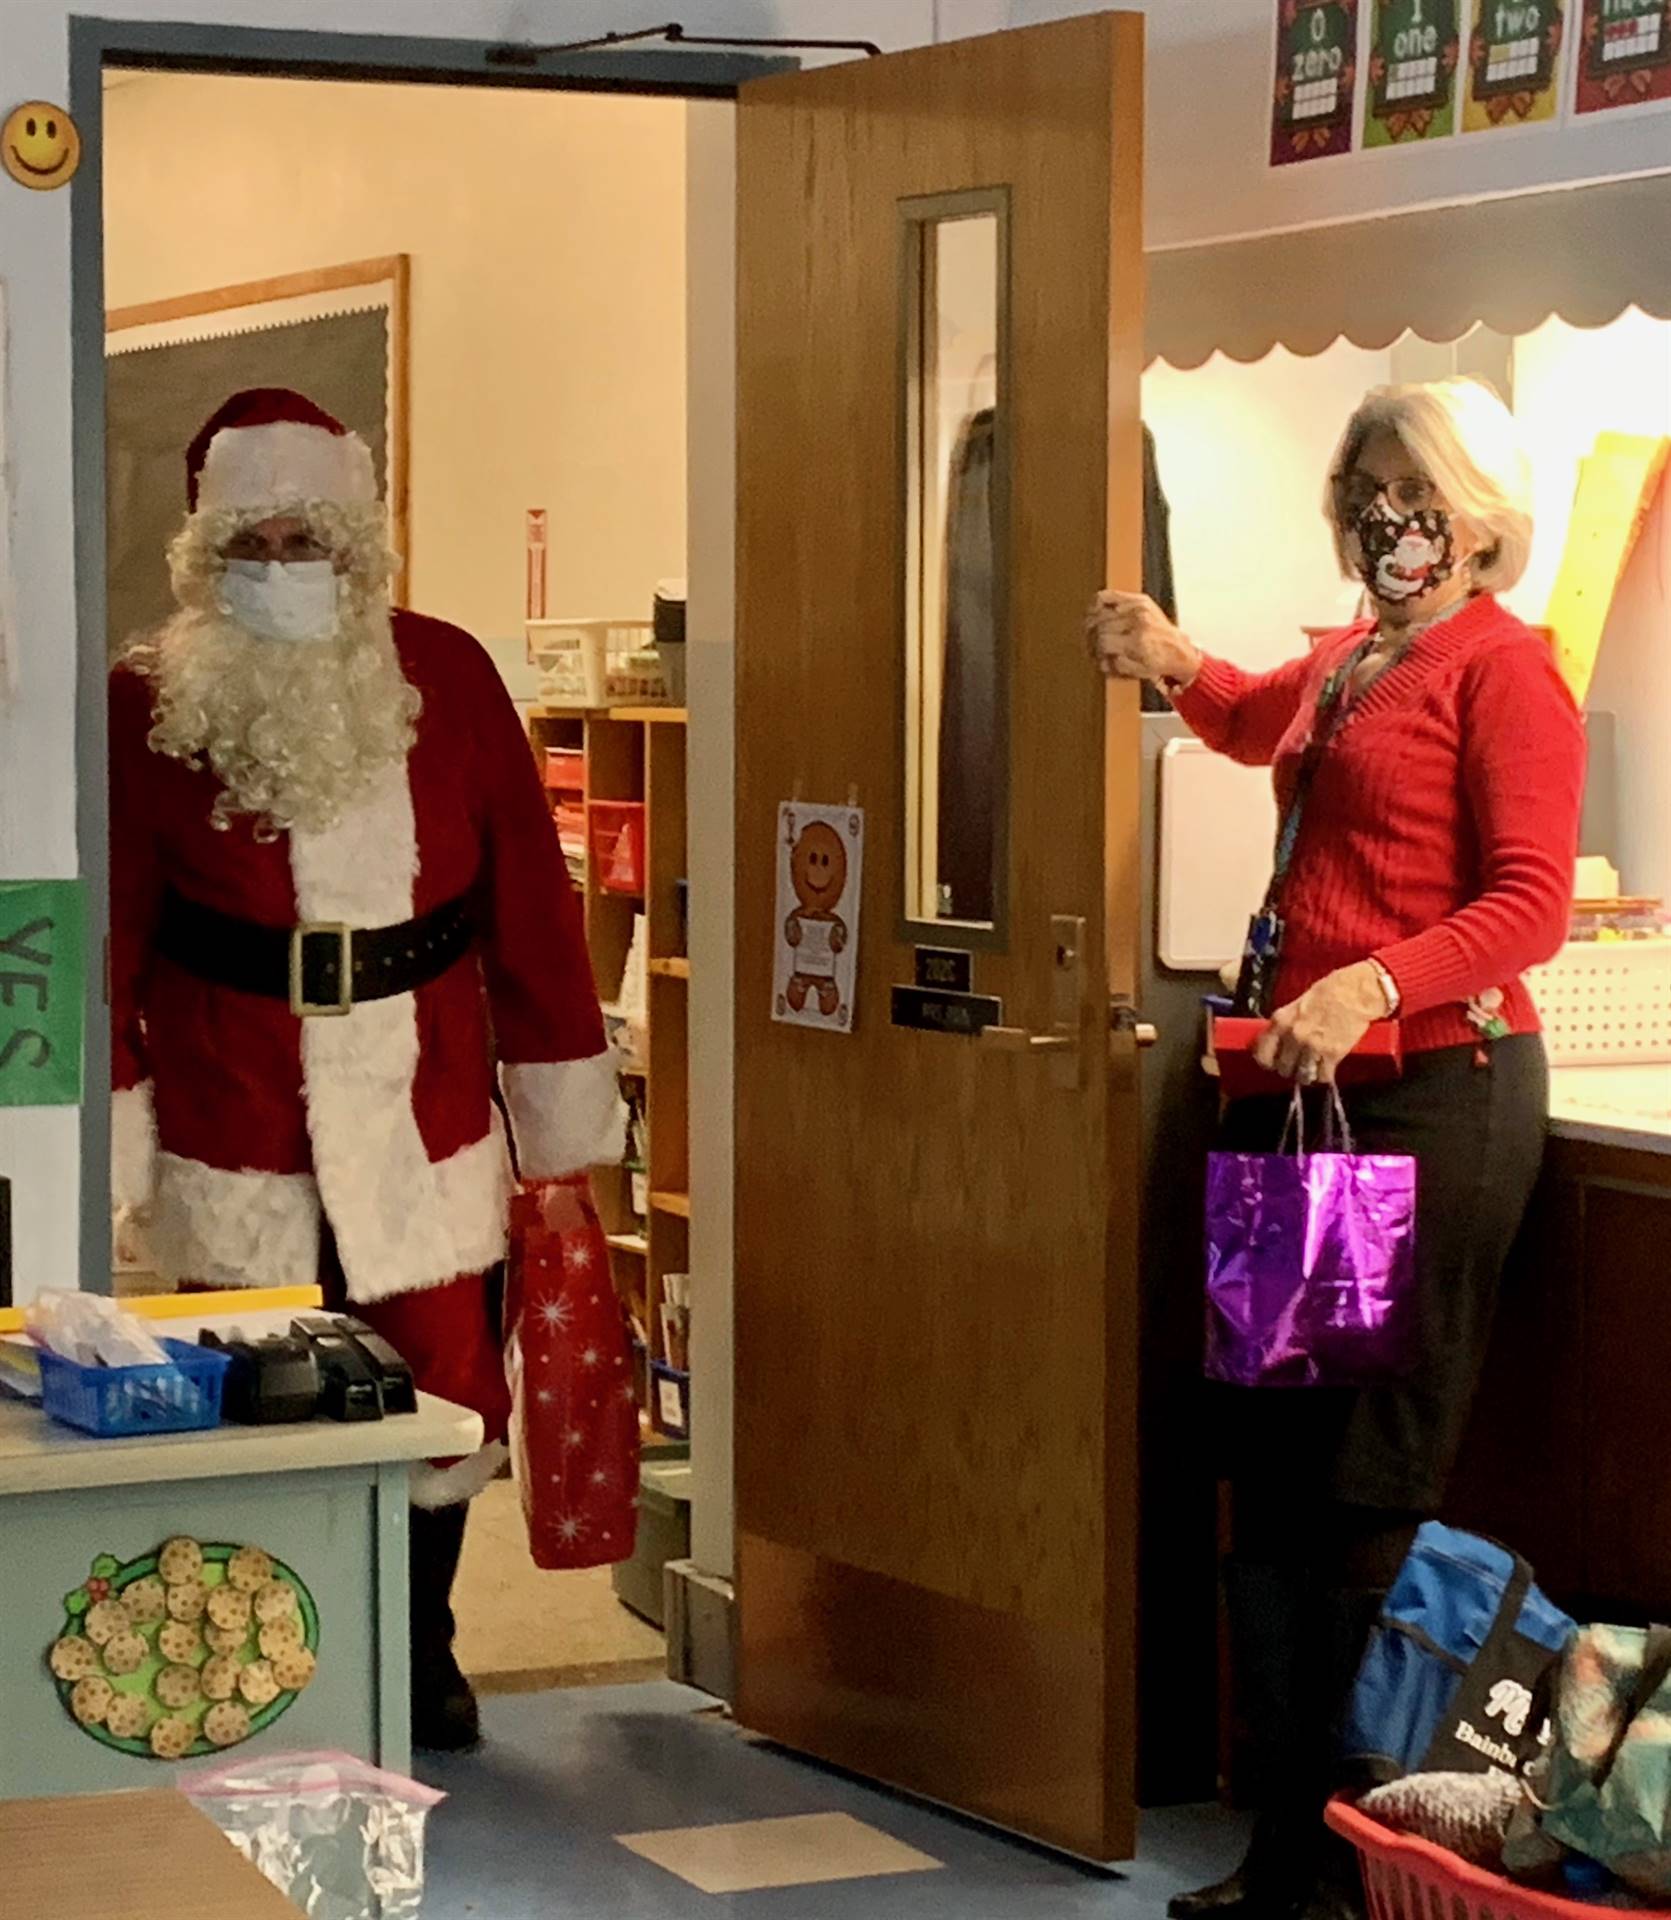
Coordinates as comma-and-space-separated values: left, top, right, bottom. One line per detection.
420, 1682, 1247, 1917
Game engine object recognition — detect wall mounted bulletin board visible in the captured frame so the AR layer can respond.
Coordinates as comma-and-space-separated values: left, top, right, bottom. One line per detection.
103, 255, 409, 658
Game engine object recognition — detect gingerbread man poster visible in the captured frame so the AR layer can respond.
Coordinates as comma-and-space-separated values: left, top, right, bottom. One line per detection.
773, 801, 864, 1033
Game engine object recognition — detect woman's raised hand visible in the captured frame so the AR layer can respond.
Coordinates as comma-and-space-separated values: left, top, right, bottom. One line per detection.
1086, 590, 1201, 689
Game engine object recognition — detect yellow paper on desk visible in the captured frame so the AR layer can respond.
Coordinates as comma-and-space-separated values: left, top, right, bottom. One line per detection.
1544, 433, 1670, 707
0, 1284, 321, 1338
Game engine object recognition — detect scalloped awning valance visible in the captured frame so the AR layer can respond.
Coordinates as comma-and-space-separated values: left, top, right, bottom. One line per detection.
1145, 170, 1671, 370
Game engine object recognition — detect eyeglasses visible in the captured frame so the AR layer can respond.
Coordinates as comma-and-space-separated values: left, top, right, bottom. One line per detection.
1334, 472, 1438, 519
219, 529, 335, 565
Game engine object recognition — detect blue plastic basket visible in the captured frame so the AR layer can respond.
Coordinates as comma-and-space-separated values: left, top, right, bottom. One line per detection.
37, 1338, 231, 1437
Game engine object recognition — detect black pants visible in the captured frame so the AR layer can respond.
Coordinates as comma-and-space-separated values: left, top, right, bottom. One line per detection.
1214, 1040, 1549, 1861
1212, 1037, 1550, 1510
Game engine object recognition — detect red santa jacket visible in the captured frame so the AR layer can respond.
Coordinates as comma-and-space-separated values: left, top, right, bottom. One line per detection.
109, 611, 624, 1305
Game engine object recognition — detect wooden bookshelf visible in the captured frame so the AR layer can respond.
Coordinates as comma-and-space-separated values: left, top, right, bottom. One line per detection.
526, 703, 691, 1442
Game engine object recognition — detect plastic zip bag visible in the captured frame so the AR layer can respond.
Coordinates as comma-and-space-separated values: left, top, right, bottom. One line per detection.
26, 1288, 171, 1367
180, 1751, 444, 1920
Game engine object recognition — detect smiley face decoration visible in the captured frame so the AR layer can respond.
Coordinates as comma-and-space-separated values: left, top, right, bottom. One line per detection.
3, 102, 82, 191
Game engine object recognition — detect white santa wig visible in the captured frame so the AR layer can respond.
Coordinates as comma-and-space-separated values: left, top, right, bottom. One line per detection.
127, 389, 419, 838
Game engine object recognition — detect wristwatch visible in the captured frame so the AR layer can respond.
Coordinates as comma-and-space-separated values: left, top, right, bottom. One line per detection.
1369, 957, 1402, 1018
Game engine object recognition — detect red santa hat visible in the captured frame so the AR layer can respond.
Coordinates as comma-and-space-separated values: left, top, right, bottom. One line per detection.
186, 387, 378, 516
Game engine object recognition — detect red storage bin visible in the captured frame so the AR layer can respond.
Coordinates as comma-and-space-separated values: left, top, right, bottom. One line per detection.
553, 800, 587, 861
544, 747, 585, 792
1326, 1798, 1671, 1920
589, 801, 646, 896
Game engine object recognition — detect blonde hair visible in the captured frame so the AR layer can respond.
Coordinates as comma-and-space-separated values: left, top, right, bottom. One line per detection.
1325, 377, 1535, 595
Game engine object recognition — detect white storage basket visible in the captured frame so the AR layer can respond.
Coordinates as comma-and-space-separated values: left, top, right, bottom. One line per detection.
527, 619, 666, 709
1525, 938, 1671, 1067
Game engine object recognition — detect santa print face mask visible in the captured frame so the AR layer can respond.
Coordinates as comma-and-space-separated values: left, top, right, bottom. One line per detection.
216, 558, 343, 644
1352, 494, 1457, 606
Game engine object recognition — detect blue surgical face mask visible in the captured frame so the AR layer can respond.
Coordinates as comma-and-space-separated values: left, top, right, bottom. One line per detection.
216, 559, 342, 643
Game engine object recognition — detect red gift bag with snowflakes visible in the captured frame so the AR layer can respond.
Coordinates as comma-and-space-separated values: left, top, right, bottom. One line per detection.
503, 1176, 640, 1570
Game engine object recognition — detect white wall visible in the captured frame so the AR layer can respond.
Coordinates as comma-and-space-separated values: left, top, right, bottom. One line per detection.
1512, 311, 1671, 900
685, 104, 737, 1578
1142, 344, 1389, 674
103, 75, 687, 641
1145, 310, 1671, 912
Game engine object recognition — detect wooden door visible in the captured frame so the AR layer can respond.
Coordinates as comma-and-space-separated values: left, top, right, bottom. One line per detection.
734, 14, 1146, 1862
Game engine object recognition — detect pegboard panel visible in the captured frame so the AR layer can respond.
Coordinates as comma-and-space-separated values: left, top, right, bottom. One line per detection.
1526, 940, 1671, 1067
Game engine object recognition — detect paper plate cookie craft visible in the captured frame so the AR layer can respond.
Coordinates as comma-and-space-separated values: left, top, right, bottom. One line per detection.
45, 1537, 319, 1760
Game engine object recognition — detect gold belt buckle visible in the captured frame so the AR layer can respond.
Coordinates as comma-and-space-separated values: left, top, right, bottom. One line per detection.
289, 922, 353, 1018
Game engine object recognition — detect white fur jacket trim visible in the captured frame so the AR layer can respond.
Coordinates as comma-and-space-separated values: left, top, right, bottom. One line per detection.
501, 1052, 628, 1181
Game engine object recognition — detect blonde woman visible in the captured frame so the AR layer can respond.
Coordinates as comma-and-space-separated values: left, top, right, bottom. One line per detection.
1091, 380, 1584, 1920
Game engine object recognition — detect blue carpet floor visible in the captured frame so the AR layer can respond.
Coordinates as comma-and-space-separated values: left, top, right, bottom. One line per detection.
419, 1682, 1247, 1917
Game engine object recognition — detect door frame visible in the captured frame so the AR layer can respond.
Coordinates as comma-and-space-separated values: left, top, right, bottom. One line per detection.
66, 18, 785, 1300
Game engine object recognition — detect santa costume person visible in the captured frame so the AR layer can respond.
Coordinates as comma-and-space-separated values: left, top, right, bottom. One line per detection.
109, 388, 625, 1750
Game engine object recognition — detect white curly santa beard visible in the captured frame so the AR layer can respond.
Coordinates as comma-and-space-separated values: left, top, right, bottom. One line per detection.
138, 593, 420, 837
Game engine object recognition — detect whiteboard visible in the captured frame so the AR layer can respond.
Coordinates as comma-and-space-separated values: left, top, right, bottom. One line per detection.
1158, 736, 1278, 973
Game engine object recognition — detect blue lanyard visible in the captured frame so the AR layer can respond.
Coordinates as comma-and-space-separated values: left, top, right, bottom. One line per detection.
1233, 631, 1381, 1019
1263, 631, 1380, 908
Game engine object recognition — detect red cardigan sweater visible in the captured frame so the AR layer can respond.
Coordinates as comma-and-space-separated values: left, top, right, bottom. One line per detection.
1173, 595, 1587, 1056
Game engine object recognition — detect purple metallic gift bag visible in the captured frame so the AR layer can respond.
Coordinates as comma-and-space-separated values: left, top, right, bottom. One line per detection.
1205, 1091, 1418, 1389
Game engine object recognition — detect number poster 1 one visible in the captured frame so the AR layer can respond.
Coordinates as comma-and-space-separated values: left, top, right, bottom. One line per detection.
1574, 0, 1671, 113
1365, 0, 1464, 141
1272, 0, 1361, 163
1464, 0, 1568, 127
772, 802, 863, 1034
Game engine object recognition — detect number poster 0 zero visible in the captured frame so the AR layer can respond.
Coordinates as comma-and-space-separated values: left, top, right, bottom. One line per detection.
1272, 0, 1362, 163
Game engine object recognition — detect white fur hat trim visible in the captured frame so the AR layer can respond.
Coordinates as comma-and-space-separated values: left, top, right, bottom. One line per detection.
196, 420, 377, 514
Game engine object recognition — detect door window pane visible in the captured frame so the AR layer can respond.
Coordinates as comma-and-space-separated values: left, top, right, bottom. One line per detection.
903, 194, 1008, 934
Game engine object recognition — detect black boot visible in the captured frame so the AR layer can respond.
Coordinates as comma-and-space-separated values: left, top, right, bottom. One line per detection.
410, 1502, 481, 1753
1170, 1562, 1316, 1920
1295, 1586, 1390, 1920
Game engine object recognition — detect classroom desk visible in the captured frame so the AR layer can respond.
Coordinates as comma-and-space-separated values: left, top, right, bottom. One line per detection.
0, 1790, 298, 1918
0, 1391, 479, 1799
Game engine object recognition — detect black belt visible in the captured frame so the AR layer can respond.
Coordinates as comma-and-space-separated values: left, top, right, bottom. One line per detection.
156, 889, 476, 1017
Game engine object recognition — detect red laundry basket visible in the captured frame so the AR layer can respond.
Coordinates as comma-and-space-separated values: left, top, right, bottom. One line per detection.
1326, 1799, 1671, 1920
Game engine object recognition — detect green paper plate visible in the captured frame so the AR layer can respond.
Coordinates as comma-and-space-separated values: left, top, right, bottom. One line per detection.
48, 1540, 321, 1760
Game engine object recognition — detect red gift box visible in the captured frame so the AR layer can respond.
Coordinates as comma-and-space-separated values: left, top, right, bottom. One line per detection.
1212, 1015, 1403, 1101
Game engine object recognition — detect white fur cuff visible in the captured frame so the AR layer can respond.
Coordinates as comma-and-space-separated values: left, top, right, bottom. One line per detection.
411, 1439, 508, 1510
501, 1052, 627, 1181
112, 1084, 159, 1213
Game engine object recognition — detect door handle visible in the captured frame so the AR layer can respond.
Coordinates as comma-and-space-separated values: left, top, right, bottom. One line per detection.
980, 1026, 1074, 1054
978, 915, 1085, 1088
